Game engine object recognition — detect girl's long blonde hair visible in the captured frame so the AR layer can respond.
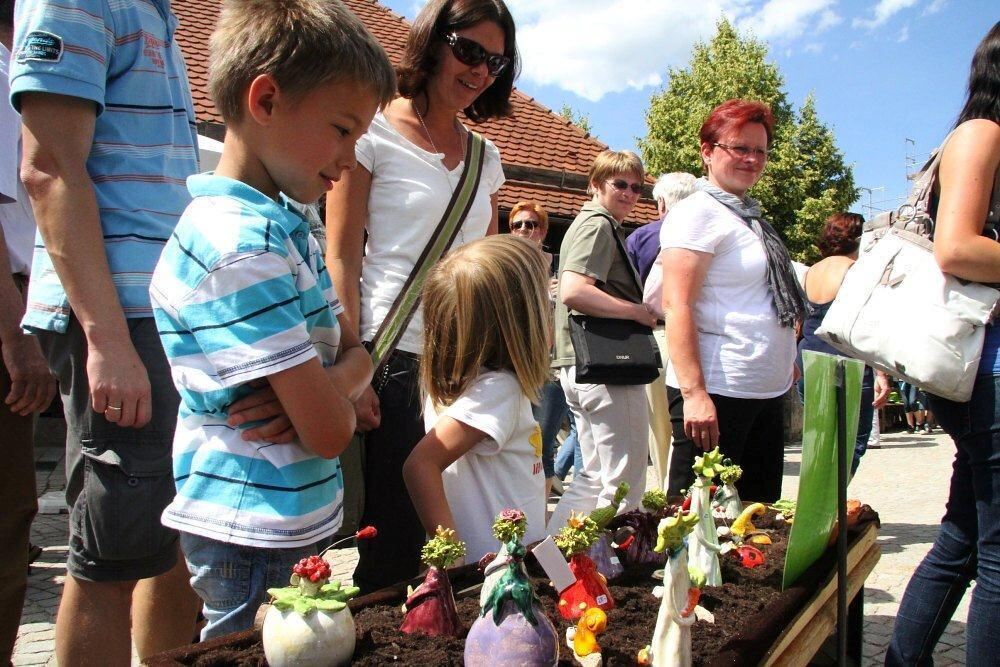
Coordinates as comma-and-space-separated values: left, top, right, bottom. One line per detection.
421, 235, 551, 409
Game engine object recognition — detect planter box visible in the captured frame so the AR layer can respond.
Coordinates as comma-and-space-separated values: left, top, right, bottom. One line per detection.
145, 520, 878, 666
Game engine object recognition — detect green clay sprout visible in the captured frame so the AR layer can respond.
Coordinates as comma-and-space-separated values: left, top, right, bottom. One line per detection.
653, 509, 700, 557
642, 489, 669, 514
421, 526, 467, 570
492, 508, 528, 544
692, 446, 726, 480
555, 511, 601, 557
718, 460, 743, 486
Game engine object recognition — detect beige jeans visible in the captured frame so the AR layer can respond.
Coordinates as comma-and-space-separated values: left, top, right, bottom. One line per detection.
547, 366, 649, 533
646, 326, 672, 490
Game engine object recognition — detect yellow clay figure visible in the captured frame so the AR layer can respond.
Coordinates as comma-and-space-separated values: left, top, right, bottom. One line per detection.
731, 503, 766, 538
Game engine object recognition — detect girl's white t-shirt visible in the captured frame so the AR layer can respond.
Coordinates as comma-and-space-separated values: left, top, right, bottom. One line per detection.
356, 112, 505, 354
660, 190, 795, 399
423, 370, 546, 562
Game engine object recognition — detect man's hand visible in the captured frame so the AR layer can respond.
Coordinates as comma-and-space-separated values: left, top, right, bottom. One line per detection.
353, 384, 380, 432
873, 371, 891, 409
87, 339, 151, 428
228, 380, 297, 444
2, 333, 56, 416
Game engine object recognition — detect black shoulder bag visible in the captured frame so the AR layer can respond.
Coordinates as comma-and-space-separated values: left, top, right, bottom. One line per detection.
568, 217, 662, 385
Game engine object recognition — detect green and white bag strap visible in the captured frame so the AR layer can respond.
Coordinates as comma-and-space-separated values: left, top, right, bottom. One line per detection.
369, 131, 487, 373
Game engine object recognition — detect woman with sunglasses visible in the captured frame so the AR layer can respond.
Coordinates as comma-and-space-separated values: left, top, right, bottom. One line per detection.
660, 99, 804, 504
888, 22, 1000, 666
546, 150, 658, 531
325, 0, 519, 593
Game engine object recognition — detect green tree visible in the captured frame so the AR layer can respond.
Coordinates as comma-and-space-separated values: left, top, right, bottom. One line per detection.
639, 19, 856, 262
559, 104, 593, 136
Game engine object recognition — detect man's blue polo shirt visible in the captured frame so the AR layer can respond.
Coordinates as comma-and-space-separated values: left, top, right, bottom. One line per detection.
10, 0, 198, 332
625, 218, 664, 284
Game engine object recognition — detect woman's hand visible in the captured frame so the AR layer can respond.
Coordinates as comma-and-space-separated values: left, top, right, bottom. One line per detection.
873, 371, 891, 409
683, 389, 719, 451
633, 302, 657, 328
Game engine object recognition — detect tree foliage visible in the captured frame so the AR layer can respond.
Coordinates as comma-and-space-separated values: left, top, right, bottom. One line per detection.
559, 103, 593, 136
639, 19, 856, 262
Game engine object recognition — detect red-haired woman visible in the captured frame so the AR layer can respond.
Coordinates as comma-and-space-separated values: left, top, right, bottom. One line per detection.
795, 213, 890, 475
659, 99, 804, 502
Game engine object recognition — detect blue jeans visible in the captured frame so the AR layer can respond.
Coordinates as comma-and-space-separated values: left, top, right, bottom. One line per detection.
887, 375, 1000, 666
554, 411, 581, 479
534, 380, 569, 479
180, 532, 321, 640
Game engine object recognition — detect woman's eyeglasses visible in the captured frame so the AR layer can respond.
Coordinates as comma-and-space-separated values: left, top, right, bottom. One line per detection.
443, 32, 511, 78
608, 179, 644, 195
510, 219, 539, 232
713, 143, 769, 160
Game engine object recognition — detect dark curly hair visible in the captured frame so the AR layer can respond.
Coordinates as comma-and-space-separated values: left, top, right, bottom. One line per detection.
396, 0, 519, 123
816, 212, 864, 258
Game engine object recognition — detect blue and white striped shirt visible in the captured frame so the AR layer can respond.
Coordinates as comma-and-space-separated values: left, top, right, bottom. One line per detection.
150, 174, 345, 548
10, 0, 198, 332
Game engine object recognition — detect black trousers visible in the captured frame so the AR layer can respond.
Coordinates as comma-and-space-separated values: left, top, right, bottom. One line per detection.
353, 351, 427, 594
666, 386, 786, 503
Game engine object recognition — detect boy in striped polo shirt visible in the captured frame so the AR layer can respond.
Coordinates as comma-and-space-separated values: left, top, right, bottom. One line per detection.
148, 0, 395, 640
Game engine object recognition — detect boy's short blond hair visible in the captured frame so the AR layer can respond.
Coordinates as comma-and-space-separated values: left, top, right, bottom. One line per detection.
421, 236, 551, 409
209, 0, 396, 122
587, 149, 645, 194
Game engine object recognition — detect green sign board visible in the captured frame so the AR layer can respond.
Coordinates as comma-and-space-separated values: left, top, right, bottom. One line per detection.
782, 351, 863, 589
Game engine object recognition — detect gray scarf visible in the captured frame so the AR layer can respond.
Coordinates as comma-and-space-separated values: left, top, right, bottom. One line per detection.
696, 178, 805, 328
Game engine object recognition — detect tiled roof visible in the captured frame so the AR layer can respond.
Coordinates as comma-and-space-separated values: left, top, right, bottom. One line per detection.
172, 0, 658, 223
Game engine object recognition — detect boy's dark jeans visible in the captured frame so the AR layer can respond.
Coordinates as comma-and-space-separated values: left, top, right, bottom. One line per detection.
353, 351, 426, 594
888, 375, 1000, 666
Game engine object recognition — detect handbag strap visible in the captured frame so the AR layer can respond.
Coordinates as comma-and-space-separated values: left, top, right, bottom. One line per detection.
599, 213, 645, 300
368, 130, 487, 373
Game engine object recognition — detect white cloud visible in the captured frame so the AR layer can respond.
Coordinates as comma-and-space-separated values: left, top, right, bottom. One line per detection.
507, 0, 841, 102
803, 42, 824, 54
923, 0, 947, 16
897, 24, 910, 42
742, 0, 838, 41
852, 0, 919, 29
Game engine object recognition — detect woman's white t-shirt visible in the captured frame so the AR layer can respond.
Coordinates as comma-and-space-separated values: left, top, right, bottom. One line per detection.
356, 112, 505, 354
660, 191, 795, 399
422, 370, 546, 562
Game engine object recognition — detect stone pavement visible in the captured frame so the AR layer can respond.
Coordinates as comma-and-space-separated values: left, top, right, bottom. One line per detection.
13, 420, 971, 665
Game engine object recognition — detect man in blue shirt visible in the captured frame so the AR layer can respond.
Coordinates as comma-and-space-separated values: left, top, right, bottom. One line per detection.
626, 172, 696, 283
10, 0, 206, 661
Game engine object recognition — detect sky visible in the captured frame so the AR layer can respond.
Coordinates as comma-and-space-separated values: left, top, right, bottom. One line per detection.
381, 0, 999, 217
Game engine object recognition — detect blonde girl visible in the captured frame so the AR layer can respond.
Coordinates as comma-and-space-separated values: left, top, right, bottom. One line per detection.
403, 235, 551, 561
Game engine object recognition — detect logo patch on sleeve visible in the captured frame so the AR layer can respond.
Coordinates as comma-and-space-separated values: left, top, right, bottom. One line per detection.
16, 31, 63, 63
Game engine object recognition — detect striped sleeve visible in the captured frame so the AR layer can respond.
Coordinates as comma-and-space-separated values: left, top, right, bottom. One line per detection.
173, 251, 317, 388
10, 0, 113, 112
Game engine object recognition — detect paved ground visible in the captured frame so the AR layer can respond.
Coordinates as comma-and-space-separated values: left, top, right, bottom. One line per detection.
13, 418, 971, 665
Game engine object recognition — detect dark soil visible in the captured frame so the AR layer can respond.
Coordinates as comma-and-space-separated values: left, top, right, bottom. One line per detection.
161, 511, 811, 666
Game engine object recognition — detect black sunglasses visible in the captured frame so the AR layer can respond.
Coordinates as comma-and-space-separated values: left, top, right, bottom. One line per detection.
510, 219, 538, 232
442, 32, 510, 77
608, 179, 643, 195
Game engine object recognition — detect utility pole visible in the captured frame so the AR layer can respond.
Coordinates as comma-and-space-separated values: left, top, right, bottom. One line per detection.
905, 138, 918, 180
858, 186, 885, 219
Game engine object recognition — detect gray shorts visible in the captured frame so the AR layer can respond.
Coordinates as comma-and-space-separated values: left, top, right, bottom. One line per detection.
38, 316, 179, 582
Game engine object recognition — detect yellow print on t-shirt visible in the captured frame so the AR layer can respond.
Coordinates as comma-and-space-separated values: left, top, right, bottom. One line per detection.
529, 423, 543, 458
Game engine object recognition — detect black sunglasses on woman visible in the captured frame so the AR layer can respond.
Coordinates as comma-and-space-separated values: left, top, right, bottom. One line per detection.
443, 32, 510, 77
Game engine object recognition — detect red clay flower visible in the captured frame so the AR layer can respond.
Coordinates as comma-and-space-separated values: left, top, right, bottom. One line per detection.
356, 525, 377, 540
292, 555, 331, 583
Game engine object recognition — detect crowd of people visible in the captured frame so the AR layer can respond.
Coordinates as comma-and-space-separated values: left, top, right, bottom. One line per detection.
0, 0, 998, 664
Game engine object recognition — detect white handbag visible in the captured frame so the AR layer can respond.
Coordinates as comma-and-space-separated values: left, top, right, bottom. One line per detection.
816, 134, 1000, 403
